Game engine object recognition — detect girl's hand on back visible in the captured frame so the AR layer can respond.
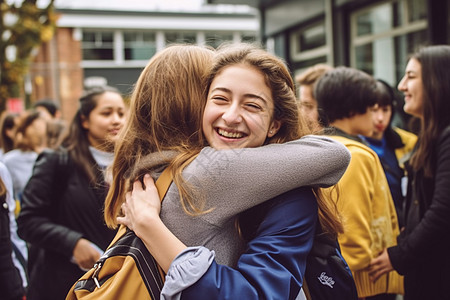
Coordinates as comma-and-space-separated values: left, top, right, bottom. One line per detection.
117, 174, 162, 237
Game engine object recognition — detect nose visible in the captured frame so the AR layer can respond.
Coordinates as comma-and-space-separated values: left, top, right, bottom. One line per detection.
397, 76, 406, 92
374, 110, 383, 122
222, 103, 242, 125
112, 112, 124, 124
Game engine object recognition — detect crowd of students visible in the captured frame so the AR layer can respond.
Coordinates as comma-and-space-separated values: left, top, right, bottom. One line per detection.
0, 43, 448, 300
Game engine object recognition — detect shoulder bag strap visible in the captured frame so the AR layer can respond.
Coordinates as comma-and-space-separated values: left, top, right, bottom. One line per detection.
156, 166, 173, 202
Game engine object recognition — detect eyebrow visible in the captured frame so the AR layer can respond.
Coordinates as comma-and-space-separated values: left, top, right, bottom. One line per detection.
210, 87, 269, 104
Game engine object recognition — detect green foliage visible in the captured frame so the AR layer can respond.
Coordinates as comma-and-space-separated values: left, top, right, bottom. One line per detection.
0, 0, 56, 110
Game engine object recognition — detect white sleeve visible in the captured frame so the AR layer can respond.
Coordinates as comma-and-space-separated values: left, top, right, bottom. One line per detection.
161, 247, 214, 300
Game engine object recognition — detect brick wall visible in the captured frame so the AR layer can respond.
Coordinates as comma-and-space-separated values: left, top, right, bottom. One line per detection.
31, 27, 83, 122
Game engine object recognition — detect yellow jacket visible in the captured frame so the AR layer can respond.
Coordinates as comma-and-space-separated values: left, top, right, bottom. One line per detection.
328, 135, 404, 298
393, 127, 417, 169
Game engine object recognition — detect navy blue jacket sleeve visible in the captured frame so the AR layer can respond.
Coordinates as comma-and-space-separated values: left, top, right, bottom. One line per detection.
181, 187, 318, 300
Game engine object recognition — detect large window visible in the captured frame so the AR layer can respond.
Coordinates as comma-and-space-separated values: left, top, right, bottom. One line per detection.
297, 23, 326, 51
290, 20, 329, 68
81, 30, 251, 66
124, 32, 157, 61
351, 0, 427, 85
82, 31, 114, 60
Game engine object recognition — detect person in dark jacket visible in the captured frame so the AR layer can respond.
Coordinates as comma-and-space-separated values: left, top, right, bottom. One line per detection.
369, 45, 450, 300
17, 86, 126, 300
0, 169, 25, 300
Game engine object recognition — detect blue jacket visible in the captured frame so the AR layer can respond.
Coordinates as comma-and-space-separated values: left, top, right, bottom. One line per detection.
180, 187, 317, 299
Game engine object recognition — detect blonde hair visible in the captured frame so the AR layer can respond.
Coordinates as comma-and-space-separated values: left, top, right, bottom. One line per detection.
295, 64, 333, 86
104, 44, 214, 228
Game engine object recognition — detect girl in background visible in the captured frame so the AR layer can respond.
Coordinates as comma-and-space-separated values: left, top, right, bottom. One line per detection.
3, 110, 47, 202
369, 45, 450, 300
17, 86, 126, 300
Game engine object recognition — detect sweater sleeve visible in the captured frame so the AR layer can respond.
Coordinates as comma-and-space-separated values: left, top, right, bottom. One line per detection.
184, 135, 350, 225
388, 130, 450, 274
17, 150, 83, 258
162, 188, 317, 300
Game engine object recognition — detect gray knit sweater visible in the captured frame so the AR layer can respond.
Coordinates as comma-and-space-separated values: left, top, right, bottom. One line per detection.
135, 135, 350, 267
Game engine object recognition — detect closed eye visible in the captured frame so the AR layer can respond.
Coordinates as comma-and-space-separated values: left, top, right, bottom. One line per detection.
212, 96, 228, 103
245, 102, 262, 111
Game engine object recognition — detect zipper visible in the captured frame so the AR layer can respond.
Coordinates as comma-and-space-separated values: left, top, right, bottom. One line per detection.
91, 262, 102, 289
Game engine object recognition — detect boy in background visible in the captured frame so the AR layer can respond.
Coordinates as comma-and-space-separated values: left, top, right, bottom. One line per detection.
315, 67, 403, 299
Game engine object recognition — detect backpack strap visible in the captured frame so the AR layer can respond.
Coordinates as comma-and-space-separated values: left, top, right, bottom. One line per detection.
156, 166, 173, 201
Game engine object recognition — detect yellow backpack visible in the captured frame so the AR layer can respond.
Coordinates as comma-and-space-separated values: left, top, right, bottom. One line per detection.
66, 167, 173, 300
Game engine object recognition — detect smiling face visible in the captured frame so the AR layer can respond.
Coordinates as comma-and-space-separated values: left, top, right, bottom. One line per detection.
82, 91, 126, 151
398, 58, 424, 119
202, 64, 281, 150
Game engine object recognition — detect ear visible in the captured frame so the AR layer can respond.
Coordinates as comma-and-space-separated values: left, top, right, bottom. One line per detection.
267, 120, 281, 138
81, 115, 89, 130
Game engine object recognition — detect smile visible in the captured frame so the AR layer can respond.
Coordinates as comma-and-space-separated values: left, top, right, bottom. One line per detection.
217, 128, 245, 139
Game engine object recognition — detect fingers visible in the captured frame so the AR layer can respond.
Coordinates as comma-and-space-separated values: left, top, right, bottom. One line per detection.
368, 258, 388, 282
142, 174, 155, 186
369, 268, 385, 283
133, 177, 144, 191
79, 251, 100, 269
132, 174, 155, 191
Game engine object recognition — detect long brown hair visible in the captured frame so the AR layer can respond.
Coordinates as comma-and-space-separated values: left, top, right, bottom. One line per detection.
211, 43, 342, 237
104, 45, 214, 228
408, 45, 450, 177
60, 86, 122, 183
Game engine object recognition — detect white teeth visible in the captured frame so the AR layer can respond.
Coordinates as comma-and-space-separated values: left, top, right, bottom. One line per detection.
218, 129, 243, 138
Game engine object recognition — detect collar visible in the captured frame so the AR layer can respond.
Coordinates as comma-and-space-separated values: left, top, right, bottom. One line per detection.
323, 126, 369, 146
